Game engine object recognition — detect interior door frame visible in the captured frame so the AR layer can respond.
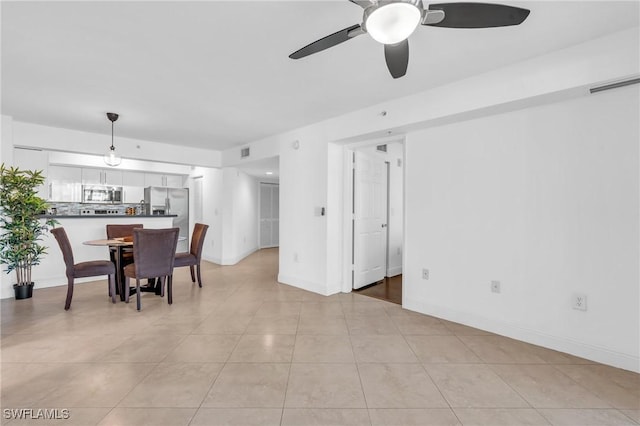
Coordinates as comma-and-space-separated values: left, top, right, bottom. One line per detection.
341, 136, 406, 295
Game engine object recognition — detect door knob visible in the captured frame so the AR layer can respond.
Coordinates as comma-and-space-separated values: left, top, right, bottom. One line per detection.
381, 224, 387, 228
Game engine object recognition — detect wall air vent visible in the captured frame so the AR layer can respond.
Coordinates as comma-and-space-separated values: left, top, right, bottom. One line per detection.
376, 144, 387, 152
240, 147, 250, 158
590, 77, 640, 94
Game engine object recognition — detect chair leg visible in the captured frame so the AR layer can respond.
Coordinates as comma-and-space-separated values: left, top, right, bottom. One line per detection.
136, 279, 141, 311
189, 265, 195, 283
109, 274, 116, 304
158, 276, 165, 297
64, 276, 74, 310
196, 264, 203, 288
167, 275, 173, 305
124, 277, 130, 303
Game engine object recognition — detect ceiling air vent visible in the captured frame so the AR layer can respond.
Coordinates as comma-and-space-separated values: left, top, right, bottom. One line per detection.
240, 147, 250, 158
376, 144, 387, 152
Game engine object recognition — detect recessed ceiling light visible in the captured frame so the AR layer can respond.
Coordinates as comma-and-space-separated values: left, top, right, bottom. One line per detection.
266, 171, 273, 175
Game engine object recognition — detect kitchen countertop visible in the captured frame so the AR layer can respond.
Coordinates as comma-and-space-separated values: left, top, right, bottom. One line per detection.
39, 214, 178, 219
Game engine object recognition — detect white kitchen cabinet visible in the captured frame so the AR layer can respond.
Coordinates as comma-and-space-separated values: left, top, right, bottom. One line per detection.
122, 171, 145, 187
144, 173, 185, 188
81, 168, 102, 185
123, 186, 145, 204
122, 171, 146, 204
164, 174, 184, 188
144, 173, 163, 187
13, 148, 49, 199
48, 165, 82, 202
82, 168, 123, 186
103, 169, 123, 186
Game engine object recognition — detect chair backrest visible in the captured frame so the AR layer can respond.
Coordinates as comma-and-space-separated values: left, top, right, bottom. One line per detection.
132, 227, 179, 279
106, 224, 143, 239
51, 227, 74, 277
189, 223, 209, 260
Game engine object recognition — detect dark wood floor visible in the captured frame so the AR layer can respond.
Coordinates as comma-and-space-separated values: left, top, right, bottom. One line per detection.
355, 275, 402, 305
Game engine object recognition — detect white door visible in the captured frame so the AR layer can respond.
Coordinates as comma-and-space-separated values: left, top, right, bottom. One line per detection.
353, 151, 387, 289
260, 183, 279, 248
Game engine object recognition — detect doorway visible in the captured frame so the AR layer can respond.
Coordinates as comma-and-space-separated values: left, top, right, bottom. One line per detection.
259, 182, 279, 249
350, 141, 404, 304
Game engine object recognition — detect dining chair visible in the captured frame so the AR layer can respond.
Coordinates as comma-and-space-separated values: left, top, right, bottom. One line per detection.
173, 223, 209, 287
51, 227, 117, 310
124, 227, 179, 311
106, 223, 143, 262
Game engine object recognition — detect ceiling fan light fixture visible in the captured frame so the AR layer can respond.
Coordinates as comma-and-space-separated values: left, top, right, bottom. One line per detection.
365, 1, 422, 45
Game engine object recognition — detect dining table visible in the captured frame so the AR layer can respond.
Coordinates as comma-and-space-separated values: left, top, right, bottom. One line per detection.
83, 238, 133, 301
83, 236, 187, 301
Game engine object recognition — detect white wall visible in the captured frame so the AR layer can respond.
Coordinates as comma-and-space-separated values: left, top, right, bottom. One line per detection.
404, 86, 639, 372
188, 166, 223, 264
278, 132, 330, 295
219, 168, 259, 265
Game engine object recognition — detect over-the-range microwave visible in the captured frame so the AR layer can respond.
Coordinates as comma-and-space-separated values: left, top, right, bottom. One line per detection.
82, 185, 123, 204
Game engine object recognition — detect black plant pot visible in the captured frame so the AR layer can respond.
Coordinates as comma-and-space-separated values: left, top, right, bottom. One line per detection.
13, 283, 34, 300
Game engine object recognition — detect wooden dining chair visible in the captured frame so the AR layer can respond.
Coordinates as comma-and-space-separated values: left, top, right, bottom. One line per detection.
106, 223, 143, 263
51, 227, 117, 310
174, 223, 209, 287
124, 227, 179, 311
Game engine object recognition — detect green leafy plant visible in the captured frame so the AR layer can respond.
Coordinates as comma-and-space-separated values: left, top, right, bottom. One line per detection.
0, 164, 56, 286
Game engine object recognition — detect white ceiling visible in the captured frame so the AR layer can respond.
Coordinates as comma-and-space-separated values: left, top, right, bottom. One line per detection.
2, 1, 638, 152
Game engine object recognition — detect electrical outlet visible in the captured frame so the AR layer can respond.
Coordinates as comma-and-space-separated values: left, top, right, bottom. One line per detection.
491, 280, 501, 293
422, 269, 429, 280
293, 253, 299, 263
397, 247, 402, 256
572, 293, 587, 311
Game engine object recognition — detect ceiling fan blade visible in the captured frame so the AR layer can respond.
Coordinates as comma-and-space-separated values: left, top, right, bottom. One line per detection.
289, 24, 364, 59
348, 0, 372, 8
384, 39, 409, 79
425, 3, 530, 28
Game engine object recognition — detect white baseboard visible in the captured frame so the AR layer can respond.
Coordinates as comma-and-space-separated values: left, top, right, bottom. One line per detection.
219, 247, 258, 266
387, 266, 403, 277
403, 299, 640, 373
203, 255, 222, 265
1, 276, 106, 299
278, 274, 338, 296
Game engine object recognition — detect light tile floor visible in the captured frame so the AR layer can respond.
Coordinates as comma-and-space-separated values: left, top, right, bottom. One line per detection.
1, 248, 638, 425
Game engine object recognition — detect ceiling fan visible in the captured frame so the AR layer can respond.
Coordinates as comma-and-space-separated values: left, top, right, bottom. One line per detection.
289, 1, 530, 79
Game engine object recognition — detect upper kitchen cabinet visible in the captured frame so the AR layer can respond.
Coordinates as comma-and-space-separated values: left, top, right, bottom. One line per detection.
122, 171, 145, 187
144, 173, 185, 188
165, 174, 184, 188
82, 168, 123, 186
122, 171, 146, 203
47, 165, 82, 202
13, 148, 49, 199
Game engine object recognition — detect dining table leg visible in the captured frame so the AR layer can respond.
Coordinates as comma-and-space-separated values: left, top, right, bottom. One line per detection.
115, 246, 126, 302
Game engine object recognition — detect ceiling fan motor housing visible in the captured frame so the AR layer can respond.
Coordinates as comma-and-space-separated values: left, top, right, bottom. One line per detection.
363, 0, 424, 44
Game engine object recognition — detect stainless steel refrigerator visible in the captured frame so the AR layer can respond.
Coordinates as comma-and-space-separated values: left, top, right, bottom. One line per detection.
144, 186, 189, 253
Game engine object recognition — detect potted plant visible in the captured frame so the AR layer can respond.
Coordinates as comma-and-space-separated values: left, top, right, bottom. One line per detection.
0, 164, 56, 299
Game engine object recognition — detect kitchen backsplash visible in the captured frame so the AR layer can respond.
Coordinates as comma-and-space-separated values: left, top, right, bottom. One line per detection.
47, 202, 147, 216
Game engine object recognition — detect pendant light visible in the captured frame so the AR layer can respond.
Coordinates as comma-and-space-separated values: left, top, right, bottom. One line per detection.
104, 112, 121, 167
